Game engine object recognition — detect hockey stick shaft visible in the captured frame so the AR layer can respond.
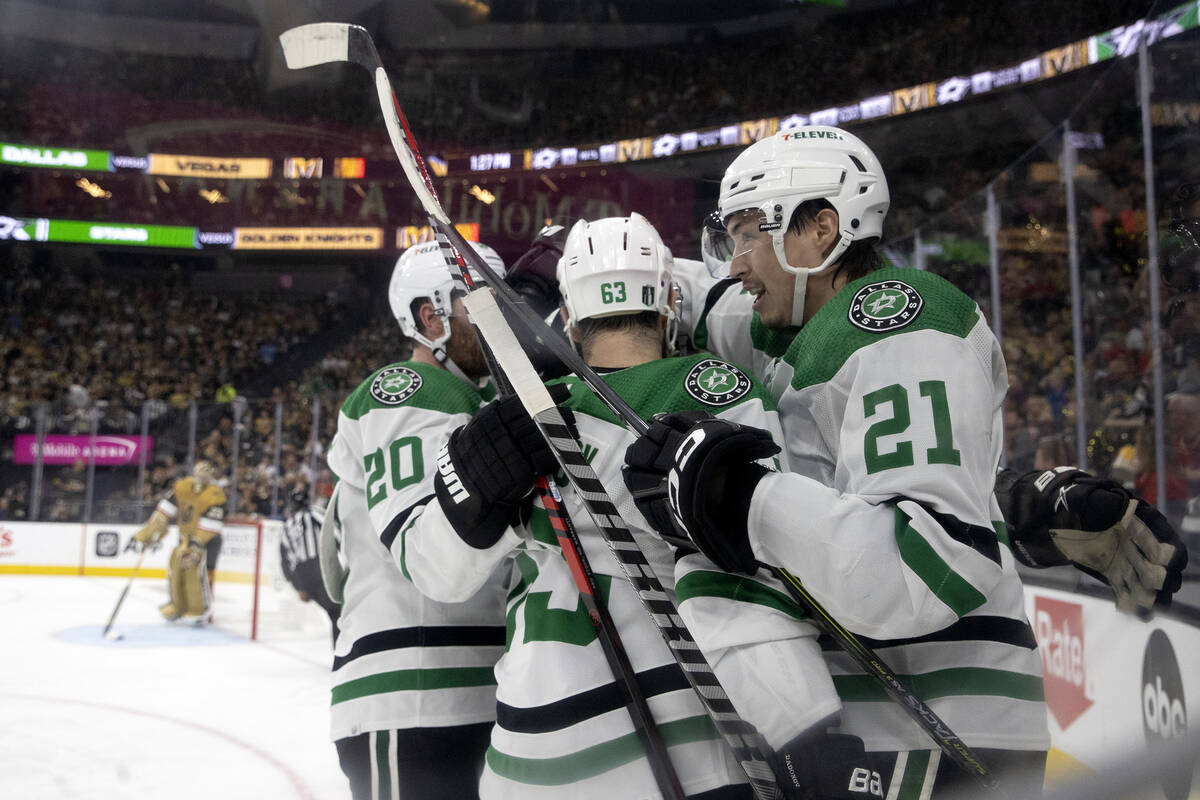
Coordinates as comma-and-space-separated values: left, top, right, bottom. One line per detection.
438, 214, 997, 789
280, 24, 690, 800
103, 547, 147, 636
464, 287, 785, 800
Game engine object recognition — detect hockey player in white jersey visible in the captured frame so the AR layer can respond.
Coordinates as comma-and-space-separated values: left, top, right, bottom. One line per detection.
325, 240, 538, 800
402, 213, 830, 799
624, 127, 1055, 798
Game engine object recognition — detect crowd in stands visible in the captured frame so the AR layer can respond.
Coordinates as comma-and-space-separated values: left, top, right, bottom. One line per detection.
0, 254, 352, 522
1, 2, 1158, 157
0, 0, 1195, 536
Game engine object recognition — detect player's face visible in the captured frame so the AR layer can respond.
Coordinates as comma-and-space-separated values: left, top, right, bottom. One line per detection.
444, 295, 489, 379
727, 209, 824, 328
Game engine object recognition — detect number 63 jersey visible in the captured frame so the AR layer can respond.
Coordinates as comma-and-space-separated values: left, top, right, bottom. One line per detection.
325, 361, 507, 739
699, 265, 1049, 754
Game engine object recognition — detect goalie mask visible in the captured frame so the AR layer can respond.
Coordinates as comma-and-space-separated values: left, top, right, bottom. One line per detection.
556, 213, 676, 349
717, 126, 889, 326
388, 240, 506, 369
192, 460, 216, 487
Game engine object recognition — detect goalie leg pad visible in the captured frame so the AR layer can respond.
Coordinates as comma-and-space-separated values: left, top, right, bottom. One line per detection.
167, 542, 211, 617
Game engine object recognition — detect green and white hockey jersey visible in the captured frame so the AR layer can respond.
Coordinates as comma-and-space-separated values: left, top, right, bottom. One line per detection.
401, 353, 833, 798
685, 261, 1049, 754
325, 361, 508, 740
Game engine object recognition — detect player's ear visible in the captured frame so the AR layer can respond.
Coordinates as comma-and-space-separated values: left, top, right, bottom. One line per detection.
814, 208, 840, 250
417, 300, 443, 337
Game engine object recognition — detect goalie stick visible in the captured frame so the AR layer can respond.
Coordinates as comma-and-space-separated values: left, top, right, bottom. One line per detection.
102, 546, 147, 637
280, 22, 788, 800
280, 24, 689, 800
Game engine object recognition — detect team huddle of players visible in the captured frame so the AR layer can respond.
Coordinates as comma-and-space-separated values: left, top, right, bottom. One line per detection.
142, 127, 1190, 800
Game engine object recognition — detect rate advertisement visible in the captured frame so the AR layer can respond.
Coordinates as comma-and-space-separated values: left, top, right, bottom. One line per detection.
13, 434, 153, 466
1027, 585, 1198, 799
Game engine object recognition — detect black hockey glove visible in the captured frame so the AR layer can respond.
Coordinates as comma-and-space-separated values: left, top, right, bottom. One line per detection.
999, 467, 1188, 618
435, 390, 565, 549
623, 411, 779, 574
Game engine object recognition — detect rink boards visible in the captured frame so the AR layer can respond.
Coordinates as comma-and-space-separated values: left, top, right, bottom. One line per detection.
2, 520, 1198, 796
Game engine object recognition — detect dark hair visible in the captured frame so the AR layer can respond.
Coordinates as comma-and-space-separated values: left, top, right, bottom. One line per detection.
788, 199, 883, 284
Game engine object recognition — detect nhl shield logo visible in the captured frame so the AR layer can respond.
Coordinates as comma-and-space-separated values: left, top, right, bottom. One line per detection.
370, 366, 422, 405
848, 280, 924, 332
685, 359, 752, 406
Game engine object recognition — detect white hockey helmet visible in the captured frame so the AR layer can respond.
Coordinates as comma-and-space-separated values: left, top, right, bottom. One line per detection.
719, 126, 889, 273
718, 126, 889, 325
556, 213, 675, 333
388, 239, 505, 356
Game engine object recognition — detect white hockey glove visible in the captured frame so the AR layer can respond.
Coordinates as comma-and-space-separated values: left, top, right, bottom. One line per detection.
999, 467, 1187, 618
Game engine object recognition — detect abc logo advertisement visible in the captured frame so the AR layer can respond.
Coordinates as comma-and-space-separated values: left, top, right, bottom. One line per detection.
1028, 586, 1198, 798
1142, 629, 1190, 800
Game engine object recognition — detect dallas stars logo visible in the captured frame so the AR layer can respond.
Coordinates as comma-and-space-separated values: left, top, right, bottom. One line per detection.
847, 279, 924, 332
684, 359, 752, 406
369, 366, 423, 405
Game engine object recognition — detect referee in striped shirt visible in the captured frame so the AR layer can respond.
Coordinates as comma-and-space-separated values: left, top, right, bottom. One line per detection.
281, 488, 340, 642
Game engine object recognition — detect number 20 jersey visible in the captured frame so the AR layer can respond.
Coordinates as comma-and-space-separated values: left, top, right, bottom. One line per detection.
326, 360, 507, 739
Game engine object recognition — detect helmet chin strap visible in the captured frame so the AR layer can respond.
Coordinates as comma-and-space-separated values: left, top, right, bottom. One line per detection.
410, 321, 464, 376
790, 270, 809, 328
777, 233, 854, 328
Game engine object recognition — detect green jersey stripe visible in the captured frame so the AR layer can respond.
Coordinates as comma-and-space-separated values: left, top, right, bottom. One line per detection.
485, 714, 718, 786
374, 730, 392, 797
895, 749, 932, 799
832, 667, 1045, 703
893, 506, 987, 616
675, 569, 808, 621
332, 666, 497, 704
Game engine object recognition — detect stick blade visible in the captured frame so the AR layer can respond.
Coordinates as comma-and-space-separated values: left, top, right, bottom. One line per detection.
279, 22, 357, 70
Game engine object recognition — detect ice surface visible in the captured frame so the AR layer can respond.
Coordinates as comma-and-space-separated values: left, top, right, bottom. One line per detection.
0, 574, 346, 799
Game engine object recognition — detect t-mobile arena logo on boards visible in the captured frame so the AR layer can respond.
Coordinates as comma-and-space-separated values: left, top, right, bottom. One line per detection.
1033, 596, 1093, 729
1142, 629, 1190, 800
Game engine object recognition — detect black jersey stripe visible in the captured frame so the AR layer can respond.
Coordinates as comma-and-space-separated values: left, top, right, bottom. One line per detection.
495, 663, 691, 734
817, 615, 1037, 652
333, 625, 506, 671
379, 493, 435, 550
896, 496, 1002, 565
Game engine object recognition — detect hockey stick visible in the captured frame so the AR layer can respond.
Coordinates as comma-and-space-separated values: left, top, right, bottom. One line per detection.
103, 547, 147, 637
280, 22, 787, 800
441, 217, 997, 790
280, 24, 688, 800
438, 199, 999, 786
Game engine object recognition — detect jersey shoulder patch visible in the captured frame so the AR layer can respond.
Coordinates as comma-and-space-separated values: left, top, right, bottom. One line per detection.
683, 358, 753, 406
846, 278, 924, 333
341, 361, 483, 419
368, 365, 423, 405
